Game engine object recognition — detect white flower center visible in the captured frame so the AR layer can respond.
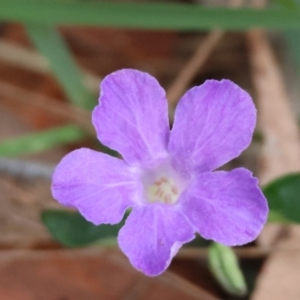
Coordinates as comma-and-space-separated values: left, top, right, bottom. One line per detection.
146, 177, 179, 204
141, 161, 186, 205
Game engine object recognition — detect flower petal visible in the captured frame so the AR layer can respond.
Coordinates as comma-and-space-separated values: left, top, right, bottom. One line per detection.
180, 168, 268, 246
93, 69, 170, 169
52, 148, 142, 225
169, 80, 256, 176
118, 204, 195, 276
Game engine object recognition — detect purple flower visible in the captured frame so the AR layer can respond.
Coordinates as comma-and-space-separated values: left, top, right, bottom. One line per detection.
52, 69, 268, 276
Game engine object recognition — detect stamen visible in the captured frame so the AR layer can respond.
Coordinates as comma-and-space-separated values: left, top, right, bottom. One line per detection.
146, 176, 179, 205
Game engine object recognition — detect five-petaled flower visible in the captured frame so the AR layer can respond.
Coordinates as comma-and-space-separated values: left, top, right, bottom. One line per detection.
52, 69, 268, 276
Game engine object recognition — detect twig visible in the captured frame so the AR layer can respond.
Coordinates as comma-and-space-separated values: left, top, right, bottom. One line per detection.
248, 30, 300, 185
166, 30, 223, 106
0, 40, 48, 73
0, 80, 94, 133
177, 246, 270, 260
0, 39, 101, 93
0, 158, 54, 179
247, 1, 300, 297
166, 0, 244, 107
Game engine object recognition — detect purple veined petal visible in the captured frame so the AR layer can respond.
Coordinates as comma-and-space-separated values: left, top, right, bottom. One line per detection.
92, 69, 170, 169
169, 80, 256, 176
118, 204, 195, 276
52, 148, 142, 225
179, 168, 268, 246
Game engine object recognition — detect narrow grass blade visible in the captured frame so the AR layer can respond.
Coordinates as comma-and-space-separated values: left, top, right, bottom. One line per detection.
272, 0, 299, 9
284, 29, 300, 72
25, 23, 96, 109
0, 125, 86, 157
0, 1, 300, 30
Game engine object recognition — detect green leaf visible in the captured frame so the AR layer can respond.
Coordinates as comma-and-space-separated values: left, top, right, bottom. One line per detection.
25, 24, 95, 109
1, 1, 300, 30
267, 210, 290, 223
42, 209, 125, 247
263, 173, 300, 223
0, 125, 86, 157
209, 243, 247, 296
